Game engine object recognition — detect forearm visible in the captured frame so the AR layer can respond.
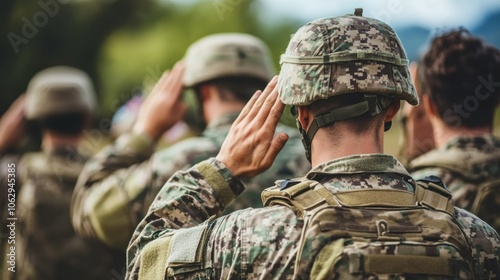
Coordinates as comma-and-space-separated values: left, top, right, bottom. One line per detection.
71, 133, 155, 249
127, 158, 245, 273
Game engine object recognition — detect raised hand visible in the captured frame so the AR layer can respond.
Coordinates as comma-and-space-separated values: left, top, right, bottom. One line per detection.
133, 61, 187, 140
216, 76, 288, 178
0, 95, 28, 152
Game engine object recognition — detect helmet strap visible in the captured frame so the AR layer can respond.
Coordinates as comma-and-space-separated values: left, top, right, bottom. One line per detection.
292, 95, 393, 163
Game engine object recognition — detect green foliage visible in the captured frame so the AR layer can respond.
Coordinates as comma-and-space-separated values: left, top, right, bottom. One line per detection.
97, 0, 301, 124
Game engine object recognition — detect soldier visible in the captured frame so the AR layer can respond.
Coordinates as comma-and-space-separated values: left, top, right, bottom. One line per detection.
0, 66, 122, 280
397, 62, 435, 166
71, 33, 310, 252
126, 10, 500, 279
409, 29, 500, 232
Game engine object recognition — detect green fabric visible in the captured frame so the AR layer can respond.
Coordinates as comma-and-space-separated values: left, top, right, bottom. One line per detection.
363, 255, 453, 276
139, 234, 172, 280
310, 238, 345, 280
168, 225, 207, 264
198, 161, 235, 207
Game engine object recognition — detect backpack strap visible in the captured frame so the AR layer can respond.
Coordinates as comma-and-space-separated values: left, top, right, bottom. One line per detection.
263, 177, 454, 216
414, 175, 455, 216
262, 178, 339, 218
470, 178, 500, 215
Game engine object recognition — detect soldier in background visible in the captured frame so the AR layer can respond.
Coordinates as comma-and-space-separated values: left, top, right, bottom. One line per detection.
126, 11, 500, 279
409, 29, 500, 232
71, 33, 310, 252
397, 62, 435, 166
0, 66, 122, 280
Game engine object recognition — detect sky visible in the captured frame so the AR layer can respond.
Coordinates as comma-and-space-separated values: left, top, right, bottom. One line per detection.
259, 0, 500, 29
170, 0, 500, 30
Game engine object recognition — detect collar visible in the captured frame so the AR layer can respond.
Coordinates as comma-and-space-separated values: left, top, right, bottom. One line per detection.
306, 154, 411, 180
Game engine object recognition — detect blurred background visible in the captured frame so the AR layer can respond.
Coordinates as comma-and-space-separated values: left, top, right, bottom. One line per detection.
1, 0, 500, 155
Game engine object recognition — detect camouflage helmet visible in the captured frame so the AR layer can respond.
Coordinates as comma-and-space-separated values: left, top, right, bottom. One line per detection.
25, 66, 97, 120
183, 33, 275, 87
278, 8, 418, 106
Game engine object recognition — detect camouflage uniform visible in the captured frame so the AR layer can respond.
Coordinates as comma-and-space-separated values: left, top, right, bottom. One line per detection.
1, 67, 122, 280
3, 149, 122, 280
410, 135, 500, 232
126, 156, 500, 279
126, 11, 500, 279
71, 34, 311, 251
72, 114, 309, 250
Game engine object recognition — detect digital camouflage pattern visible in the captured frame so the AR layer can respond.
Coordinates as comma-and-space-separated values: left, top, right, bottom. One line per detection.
2, 148, 122, 280
126, 154, 500, 279
410, 135, 500, 233
278, 12, 418, 106
71, 113, 310, 250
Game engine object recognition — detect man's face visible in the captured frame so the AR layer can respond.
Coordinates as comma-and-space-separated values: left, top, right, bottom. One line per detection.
401, 101, 434, 161
399, 63, 435, 161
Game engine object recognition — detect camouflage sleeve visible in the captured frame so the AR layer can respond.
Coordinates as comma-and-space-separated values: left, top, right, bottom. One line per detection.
454, 207, 500, 278
71, 133, 156, 250
126, 157, 245, 279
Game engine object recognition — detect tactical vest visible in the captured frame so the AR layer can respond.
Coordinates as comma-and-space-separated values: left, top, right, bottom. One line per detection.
261, 176, 476, 279
411, 150, 500, 232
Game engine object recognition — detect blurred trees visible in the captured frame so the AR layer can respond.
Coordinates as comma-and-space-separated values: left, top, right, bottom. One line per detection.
1, 0, 300, 121
1, 0, 155, 114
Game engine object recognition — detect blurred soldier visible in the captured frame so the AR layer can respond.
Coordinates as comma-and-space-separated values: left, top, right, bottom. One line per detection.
0, 66, 122, 280
409, 29, 500, 232
397, 62, 435, 166
126, 11, 500, 279
71, 33, 310, 252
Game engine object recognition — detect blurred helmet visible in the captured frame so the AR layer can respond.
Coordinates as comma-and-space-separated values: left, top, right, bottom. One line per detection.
24, 66, 97, 120
183, 33, 275, 87
278, 8, 418, 106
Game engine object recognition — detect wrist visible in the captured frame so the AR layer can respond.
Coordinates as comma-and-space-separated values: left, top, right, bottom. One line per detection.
132, 123, 161, 141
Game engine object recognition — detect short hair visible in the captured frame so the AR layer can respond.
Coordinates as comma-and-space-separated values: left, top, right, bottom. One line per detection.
195, 77, 268, 103
419, 28, 500, 128
308, 94, 387, 135
37, 112, 87, 136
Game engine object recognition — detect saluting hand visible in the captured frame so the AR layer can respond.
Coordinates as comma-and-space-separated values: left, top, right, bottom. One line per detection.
216, 76, 288, 178
133, 61, 187, 140
0, 94, 28, 152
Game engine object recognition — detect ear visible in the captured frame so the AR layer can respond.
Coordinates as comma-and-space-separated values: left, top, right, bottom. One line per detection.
423, 94, 438, 118
384, 99, 401, 122
198, 84, 216, 102
297, 106, 312, 131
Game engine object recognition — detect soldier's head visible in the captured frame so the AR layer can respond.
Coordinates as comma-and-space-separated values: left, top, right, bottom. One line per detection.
183, 33, 275, 107
398, 62, 435, 165
25, 66, 97, 136
278, 9, 417, 162
419, 29, 500, 129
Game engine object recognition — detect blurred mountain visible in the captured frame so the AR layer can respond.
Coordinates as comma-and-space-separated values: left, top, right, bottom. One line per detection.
473, 9, 500, 47
395, 26, 431, 61
393, 8, 500, 62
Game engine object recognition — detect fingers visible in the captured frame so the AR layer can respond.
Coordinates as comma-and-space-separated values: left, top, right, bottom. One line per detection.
261, 133, 289, 170
167, 61, 185, 100
150, 61, 185, 98
234, 90, 261, 125
236, 76, 278, 123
